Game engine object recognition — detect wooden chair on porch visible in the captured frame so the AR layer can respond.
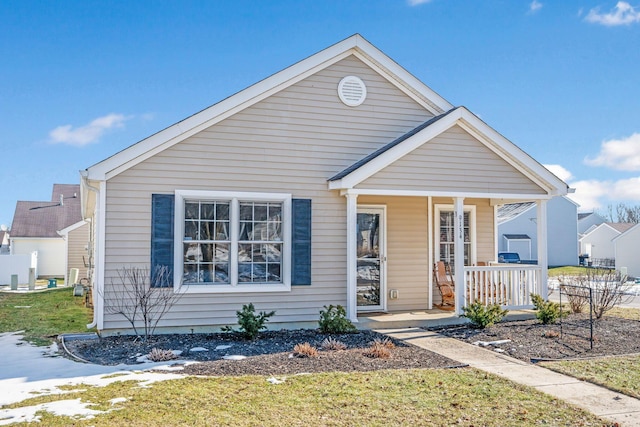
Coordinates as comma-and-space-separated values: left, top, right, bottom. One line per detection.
433, 261, 455, 308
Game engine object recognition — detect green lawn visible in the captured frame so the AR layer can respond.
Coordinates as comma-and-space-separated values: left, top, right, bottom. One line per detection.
3, 369, 607, 426
0, 287, 93, 345
548, 266, 591, 277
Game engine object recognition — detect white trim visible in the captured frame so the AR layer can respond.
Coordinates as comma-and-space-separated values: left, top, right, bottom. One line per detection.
356, 205, 387, 313
329, 107, 568, 197
493, 204, 499, 262
339, 188, 551, 200
612, 222, 640, 243
346, 193, 358, 322
173, 190, 292, 293
57, 220, 89, 236
85, 34, 453, 181
536, 200, 548, 298
427, 196, 433, 310
453, 197, 465, 315
95, 180, 106, 331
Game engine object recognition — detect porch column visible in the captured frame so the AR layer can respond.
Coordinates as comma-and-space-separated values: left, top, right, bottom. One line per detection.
536, 200, 549, 299
453, 197, 465, 315
346, 192, 359, 322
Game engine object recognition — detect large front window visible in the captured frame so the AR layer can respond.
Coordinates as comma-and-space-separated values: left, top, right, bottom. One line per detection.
175, 190, 291, 292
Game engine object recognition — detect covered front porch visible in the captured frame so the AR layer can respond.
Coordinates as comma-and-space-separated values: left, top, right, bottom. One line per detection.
326, 108, 567, 322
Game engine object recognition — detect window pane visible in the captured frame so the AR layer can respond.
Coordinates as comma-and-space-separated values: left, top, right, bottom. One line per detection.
239, 222, 253, 240
240, 204, 253, 221
183, 264, 198, 283
238, 243, 252, 262
185, 202, 199, 219
265, 244, 281, 262
199, 244, 214, 263
268, 221, 282, 240
216, 203, 229, 220
214, 264, 229, 283
268, 264, 281, 282
200, 264, 214, 282
254, 204, 268, 221
201, 203, 216, 220
269, 204, 281, 221
200, 222, 215, 240
184, 243, 201, 262
238, 263, 252, 282
184, 221, 198, 240
215, 243, 229, 262
216, 221, 229, 240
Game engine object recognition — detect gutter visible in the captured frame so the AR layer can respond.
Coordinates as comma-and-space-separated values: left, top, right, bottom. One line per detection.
80, 170, 100, 330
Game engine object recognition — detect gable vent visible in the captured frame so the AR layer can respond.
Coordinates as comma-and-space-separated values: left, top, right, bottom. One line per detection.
338, 76, 367, 107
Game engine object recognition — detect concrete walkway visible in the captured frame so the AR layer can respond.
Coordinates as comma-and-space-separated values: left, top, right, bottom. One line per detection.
380, 328, 640, 427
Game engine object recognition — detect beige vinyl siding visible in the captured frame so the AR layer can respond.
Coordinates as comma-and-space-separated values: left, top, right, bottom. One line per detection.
67, 223, 90, 281
357, 125, 545, 195
101, 55, 433, 331
358, 196, 429, 311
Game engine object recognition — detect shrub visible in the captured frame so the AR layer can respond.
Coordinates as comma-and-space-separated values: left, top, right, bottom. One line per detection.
148, 348, 178, 362
363, 341, 391, 359
372, 337, 395, 349
293, 342, 318, 358
559, 268, 632, 319
461, 301, 508, 328
318, 305, 357, 334
542, 330, 560, 338
223, 303, 276, 340
321, 337, 347, 351
531, 293, 565, 325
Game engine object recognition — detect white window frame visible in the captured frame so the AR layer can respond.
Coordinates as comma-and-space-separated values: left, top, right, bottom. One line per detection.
435, 204, 477, 267
174, 190, 292, 293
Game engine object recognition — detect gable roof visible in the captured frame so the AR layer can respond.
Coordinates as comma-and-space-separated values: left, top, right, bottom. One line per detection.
580, 221, 635, 240
606, 222, 635, 234
328, 106, 568, 197
84, 34, 454, 182
10, 184, 82, 238
578, 212, 592, 221
612, 222, 640, 242
503, 234, 531, 240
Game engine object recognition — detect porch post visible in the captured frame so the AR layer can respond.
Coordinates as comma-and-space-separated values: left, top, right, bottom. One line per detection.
453, 197, 465, 315
346, 192, 359, 322
536, 199, 549, 299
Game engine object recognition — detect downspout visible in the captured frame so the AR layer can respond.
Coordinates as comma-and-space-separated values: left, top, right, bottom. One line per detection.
80, 170, 100, 329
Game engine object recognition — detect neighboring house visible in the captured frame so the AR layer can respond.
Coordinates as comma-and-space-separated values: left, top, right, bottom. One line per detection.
497, 196, 579, 267
0, 228, 9, 254
579, 222, 634, 263
10, 184, 89, 282
578, 212, 606, 237
81, 34, 568, 335
613, 223, 640, 278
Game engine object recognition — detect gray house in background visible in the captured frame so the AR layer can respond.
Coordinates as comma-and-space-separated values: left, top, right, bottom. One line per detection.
578, 211, 606, 237
498, 196, 579, 266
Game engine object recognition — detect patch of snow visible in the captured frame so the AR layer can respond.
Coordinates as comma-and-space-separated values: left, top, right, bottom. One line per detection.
171, 350, 182, 356
0, 398, 104, 425
267, 377, 285, 384
189, 347, 208, 352
473, 339, 511, 347
222, 355, 246, 361
109, 397, 127, 405
215, 344, 232, 350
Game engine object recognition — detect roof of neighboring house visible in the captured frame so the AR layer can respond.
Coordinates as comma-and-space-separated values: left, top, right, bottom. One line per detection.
503, 234, 531, 240
578, 212, 592, 220
606, 222, 635, 234
496, 202, 535, 224
10, 184, 82, 238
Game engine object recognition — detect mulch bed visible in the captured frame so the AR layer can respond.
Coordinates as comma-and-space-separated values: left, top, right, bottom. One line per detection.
62, 314, 640, 376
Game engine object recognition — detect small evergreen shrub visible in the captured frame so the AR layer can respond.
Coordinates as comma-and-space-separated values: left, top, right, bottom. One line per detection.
461, 301, 508, 328
318, 305, 357, 334
531, 293, 565, 325
321, 337, 347, 351
223, 303, 276, 340
293, 342, 318, 358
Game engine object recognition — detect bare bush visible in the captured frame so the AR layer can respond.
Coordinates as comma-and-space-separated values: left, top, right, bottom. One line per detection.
293, 342, 318, 358
148, 348, 178, 362
363, 341, 391, 359
559, 268, 632, 319
559, 280, 590, 314
321, 337, 347, 351
102, 266, 184, 341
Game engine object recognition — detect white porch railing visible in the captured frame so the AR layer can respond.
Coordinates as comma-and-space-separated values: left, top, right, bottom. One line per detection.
463, 265, 543, 309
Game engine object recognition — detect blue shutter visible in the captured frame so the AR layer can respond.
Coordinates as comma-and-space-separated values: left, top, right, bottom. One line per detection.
151, 194, 174, 288
291, 198, 311, 285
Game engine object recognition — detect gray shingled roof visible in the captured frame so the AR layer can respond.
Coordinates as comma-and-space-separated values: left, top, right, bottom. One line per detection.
497, 202, 536, 224
578, 212, 593, 221
503, 234, 531, 240
606, 222, 635, 234
328, 107, 459, 182
10, 184, 82, 238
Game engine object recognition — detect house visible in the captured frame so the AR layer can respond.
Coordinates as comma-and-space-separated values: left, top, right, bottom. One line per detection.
579, 222, 634, 265
613, 223, 640, 278
578, 211, 606, 237
0, 227, 9, 254
81, 34, 568, 335
10, 184, 90, 282
497, 196, 579, 266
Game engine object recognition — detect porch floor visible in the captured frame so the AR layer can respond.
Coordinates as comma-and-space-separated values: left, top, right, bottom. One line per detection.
357, 308, 536, 330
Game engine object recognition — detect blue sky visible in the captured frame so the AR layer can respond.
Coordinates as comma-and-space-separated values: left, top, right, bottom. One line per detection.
1, 0, 640, 226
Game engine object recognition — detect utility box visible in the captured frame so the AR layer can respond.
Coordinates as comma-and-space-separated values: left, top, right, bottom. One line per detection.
48, 279, 57, 288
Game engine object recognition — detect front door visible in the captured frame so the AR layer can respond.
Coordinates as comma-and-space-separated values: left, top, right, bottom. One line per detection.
356, 206, 386, 312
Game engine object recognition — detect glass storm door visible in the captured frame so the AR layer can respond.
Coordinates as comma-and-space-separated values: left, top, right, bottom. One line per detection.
356, 207, 385, 311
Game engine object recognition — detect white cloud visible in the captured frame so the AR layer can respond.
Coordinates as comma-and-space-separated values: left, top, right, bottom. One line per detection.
567, 177, 640, 211
585, 1, 640, 26
584, 133, 640, 171
49, 113, 130, 147
529, 1, 543, 13
407, 0, 432, 6
543, 164, 573, 182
